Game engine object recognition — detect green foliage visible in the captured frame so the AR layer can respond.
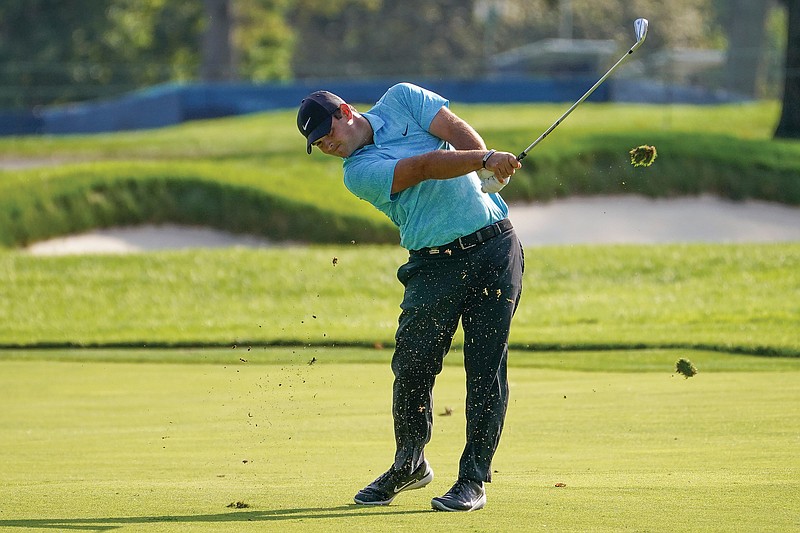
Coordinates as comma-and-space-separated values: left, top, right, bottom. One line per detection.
493, 0, 723, 49
0, 0, 208, 106
289, 0, 730, 79
0, 0, 122, 106
290, 0, 483, 78
0, 0, 794, 118
774, 0, 800, 138
236, 0, 295, 81
0, 0, 293, 108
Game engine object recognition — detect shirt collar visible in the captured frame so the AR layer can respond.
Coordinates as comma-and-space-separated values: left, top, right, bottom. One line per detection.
362, 112, 384, 145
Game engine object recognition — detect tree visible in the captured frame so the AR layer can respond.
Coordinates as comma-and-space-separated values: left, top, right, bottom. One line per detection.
775, 0, 800, 138
104, 0, 204, 83
0, 0, 116, 108
290, 0, 484, 79
200, 0, 295, 82
0, 0, 292, 109
201, 0, 237, 81
0, 0, 206, 108
480, 0, 721, 55
716, 0, 770, 98
234, 0, 294, 81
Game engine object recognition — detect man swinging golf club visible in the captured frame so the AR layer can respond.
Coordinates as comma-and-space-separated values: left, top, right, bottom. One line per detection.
297, 82, 524, 512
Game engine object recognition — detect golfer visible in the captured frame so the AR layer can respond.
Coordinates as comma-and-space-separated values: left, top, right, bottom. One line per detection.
297, 83, 524, 512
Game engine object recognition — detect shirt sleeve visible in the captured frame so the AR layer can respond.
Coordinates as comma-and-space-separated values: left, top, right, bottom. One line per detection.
343, 156, 398, 209
386, 82, 448, 132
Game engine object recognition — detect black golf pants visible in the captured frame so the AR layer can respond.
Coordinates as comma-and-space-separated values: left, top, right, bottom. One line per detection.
391, 227, 524, 483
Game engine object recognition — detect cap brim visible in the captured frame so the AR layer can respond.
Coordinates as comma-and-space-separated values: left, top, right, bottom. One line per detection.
305, 116, 333, 154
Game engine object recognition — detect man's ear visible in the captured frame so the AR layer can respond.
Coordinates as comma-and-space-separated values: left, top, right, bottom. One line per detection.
340, 103, 354, 119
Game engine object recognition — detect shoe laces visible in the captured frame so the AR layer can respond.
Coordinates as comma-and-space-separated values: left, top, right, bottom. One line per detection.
373, 468, 397, 485
450, 478, 481, 498
372, 465, 409, 488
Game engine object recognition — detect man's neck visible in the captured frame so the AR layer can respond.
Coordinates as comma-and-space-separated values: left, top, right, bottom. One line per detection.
356, 116, 374, 151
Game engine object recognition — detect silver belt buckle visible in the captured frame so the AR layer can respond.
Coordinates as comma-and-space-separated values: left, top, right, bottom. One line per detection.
457, 236, 476, 250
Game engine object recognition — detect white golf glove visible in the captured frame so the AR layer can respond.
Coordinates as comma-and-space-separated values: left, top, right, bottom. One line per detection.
477, 168, 509, 194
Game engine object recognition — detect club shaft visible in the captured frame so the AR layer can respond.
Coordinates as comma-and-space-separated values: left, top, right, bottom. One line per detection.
517, 39, 645, 161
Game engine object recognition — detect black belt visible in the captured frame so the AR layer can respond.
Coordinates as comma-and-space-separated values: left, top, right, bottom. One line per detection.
412, 219, 513, 256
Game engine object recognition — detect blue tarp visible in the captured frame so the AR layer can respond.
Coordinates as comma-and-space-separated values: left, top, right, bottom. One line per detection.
0, 77, 745, 136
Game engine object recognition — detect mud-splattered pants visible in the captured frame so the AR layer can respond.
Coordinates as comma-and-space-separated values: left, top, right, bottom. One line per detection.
391, 221, 524, 483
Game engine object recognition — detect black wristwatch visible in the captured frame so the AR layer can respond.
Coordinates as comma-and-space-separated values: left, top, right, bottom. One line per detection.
482, 149, 496, 168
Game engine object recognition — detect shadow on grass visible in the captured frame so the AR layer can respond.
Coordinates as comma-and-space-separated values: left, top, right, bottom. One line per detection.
0, 505, 432, 531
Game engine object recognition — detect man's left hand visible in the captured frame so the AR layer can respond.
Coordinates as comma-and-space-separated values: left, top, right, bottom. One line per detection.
479, 150, 521, 193
478, 169, 509, 193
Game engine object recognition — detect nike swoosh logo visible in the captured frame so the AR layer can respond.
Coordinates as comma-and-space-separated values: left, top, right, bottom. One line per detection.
303, 117, 311, 131
401, 124, 409, 136
393, 479, 417, 493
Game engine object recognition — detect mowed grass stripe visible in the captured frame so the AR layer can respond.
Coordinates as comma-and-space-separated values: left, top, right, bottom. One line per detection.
3, 347, 800, 372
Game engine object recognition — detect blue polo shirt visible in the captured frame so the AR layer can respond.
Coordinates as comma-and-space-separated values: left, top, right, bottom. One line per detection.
343, 83, 508, 251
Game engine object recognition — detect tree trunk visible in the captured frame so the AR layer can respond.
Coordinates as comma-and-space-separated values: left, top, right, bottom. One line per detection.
775, 0, 800, 138
201, 0, 236, 81
723, 0, 769, 97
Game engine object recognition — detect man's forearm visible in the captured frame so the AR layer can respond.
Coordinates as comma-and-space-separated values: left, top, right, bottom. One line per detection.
392, 149, 489, 193
413, 149, 488, 180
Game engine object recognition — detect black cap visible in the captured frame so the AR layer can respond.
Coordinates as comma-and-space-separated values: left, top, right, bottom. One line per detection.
297, 91, 346, 154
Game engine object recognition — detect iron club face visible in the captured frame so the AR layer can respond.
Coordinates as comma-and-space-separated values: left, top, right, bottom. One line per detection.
634, 18, 649, 44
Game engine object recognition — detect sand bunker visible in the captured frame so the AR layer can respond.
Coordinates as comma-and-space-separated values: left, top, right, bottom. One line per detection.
25, 195, 800, 255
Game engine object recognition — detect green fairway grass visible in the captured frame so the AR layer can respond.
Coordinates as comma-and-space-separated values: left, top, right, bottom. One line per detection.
0, 348, 798, 532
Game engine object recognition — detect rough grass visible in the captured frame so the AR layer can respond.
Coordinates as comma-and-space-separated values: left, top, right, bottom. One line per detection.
1, 243, 797, 356
0, 350, 797, 532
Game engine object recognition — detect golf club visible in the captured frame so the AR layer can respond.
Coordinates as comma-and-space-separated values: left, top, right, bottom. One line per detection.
517, 17, 649, 161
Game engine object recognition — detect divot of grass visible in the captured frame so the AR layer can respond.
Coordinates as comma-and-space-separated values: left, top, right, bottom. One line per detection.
226, 501, 251, 509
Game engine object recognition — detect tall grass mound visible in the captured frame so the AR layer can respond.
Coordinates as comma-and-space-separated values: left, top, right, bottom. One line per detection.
508, 132, 800, 204
1, 102, 799, 248
0, 161, 395, 247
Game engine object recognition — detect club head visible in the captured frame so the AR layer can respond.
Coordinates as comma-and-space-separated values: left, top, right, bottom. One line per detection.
634, 18, 649, 43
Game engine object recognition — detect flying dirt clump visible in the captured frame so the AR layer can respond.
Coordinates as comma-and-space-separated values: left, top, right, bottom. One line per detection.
675, 358, 698, 378
629, 145, 657, 167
